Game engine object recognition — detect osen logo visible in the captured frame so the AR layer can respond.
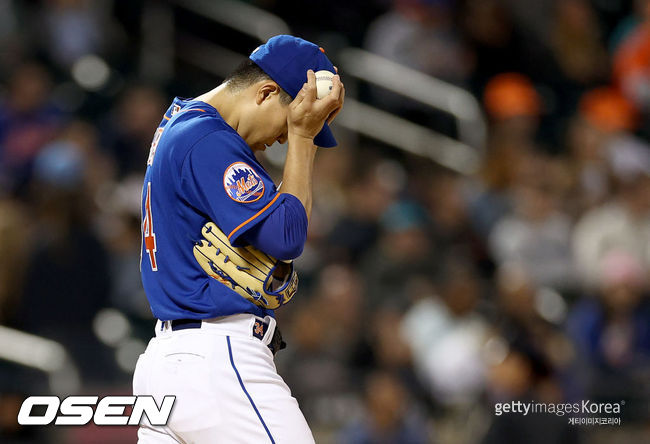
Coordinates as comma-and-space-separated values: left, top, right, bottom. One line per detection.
17, 395, 175, 426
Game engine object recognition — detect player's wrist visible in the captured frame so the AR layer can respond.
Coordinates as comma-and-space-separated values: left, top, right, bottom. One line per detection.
287, 131, 317, 149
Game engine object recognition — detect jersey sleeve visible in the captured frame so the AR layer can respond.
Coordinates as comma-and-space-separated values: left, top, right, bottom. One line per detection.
238, 192, 308, 260
180, 130, 283, 245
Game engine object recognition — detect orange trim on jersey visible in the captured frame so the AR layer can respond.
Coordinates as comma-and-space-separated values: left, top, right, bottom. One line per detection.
163, 115, 170, 120
228, 194, 280, 241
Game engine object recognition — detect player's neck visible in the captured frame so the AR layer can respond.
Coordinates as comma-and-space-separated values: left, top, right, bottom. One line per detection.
195, 84, 241, 132
195, 85, 260, 148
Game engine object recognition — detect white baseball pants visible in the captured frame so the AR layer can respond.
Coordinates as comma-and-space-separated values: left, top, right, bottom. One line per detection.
132, 314, 314, 443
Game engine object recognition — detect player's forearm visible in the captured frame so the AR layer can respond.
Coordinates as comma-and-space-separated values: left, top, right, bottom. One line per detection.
281, 133, 317, 220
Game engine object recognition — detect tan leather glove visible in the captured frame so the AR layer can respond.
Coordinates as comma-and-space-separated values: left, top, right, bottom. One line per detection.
193, 222, 298, 310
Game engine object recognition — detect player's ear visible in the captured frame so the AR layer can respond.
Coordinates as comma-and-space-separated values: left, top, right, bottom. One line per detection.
256, 82, 281, 105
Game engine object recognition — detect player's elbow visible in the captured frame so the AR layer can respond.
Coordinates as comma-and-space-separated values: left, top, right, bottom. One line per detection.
274, 194, 308, 260
271, 213, 307, 260
256, 226, 305, 260
277, 233, 306, 261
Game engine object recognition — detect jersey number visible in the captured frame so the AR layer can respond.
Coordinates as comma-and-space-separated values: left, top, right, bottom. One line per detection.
143, 181, 158, 271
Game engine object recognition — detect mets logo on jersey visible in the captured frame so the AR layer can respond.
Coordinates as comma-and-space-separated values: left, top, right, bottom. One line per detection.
223, 162, 265, 203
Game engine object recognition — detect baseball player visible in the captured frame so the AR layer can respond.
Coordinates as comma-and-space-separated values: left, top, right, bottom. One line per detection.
133, 35, 344, 443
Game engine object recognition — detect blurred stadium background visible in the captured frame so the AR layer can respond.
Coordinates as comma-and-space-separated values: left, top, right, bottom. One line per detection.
0, 0, 649, 442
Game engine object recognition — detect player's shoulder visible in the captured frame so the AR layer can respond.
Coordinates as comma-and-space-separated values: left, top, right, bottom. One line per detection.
164, 98, 248, 160
166, 98, 231, 142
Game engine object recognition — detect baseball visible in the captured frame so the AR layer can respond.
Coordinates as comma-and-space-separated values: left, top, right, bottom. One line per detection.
315, 70, 334, 99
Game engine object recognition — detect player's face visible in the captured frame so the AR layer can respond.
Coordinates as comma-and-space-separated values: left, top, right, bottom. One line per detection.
250, 83, 289, 152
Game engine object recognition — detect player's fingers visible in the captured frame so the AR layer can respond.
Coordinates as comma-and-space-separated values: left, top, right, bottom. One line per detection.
326, 101, 344, 124
326, 108, 339, 124
304, 69, 317, 101
306, 69, 316, 85
329, 74, 342, 100
335, 77, 345, 105
326, 82, 344, 123
291, 83, 308, 108
327, 84, 345, 124
320, 75, 343, 115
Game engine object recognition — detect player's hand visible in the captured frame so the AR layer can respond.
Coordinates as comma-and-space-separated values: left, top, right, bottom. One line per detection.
326, 67, 344, 125
288, 69, 345, 141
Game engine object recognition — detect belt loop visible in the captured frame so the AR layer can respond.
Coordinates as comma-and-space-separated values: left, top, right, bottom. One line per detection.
262, 316, 276, 346
155, 320, 168, 337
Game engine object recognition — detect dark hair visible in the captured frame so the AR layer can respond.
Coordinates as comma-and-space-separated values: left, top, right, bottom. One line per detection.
224, 59, 292, 104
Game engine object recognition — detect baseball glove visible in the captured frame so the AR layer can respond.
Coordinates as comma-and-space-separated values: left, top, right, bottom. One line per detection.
193, 222, 298, 310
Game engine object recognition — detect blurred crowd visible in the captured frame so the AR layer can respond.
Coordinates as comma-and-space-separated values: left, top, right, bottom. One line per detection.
1, 0, 650, 443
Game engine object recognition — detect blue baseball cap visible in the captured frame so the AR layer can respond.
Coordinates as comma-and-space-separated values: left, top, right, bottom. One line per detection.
249, 35, 337, 148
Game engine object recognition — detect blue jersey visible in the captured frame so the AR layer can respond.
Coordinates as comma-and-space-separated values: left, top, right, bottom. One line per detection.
140, 98, 284, 321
